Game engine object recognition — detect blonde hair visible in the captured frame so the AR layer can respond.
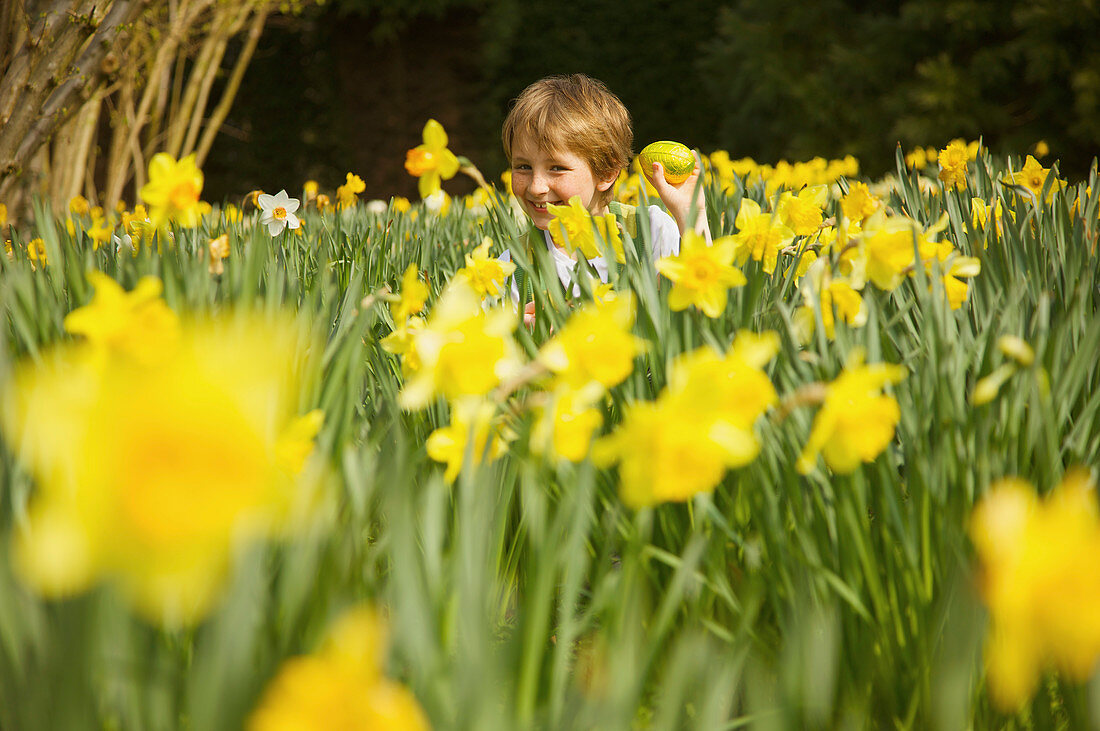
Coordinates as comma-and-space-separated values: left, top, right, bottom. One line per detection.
502, 74, 633, 206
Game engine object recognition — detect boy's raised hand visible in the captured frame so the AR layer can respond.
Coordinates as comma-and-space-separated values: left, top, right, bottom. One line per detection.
647, 151, 712, 241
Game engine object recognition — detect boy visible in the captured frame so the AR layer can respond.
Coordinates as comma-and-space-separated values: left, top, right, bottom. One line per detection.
499, 74, 711, 322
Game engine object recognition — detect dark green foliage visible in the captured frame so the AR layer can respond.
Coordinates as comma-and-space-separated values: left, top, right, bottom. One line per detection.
700, 0, 1100, 175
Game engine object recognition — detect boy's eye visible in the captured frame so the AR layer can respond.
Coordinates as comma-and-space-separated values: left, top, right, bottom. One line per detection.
513, 164, 531, 171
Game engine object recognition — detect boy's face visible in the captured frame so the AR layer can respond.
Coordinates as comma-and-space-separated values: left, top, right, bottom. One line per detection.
510, 134, 618, 230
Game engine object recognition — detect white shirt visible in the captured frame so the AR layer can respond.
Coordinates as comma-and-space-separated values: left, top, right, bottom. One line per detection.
499, 204, 680, 301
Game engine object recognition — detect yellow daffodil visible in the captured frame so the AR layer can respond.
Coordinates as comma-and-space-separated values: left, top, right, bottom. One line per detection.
426, 398, 511, 483
729, 198, 796, 274
139, 152, 205, 230
794, 258, 867, 341
592, 397, 735, 509
998, 335, 1035, 366
2, 307, 324, 626
655, 231, 746, 317
1003, 155, 1066, 203
972, 364, 1016, 406
530, 382, 605, 463
405, 119, 460, 199
777, 185, 828, 236
971, 335, 1036, 406
970, 469, 1100, 711
537, 293, 642, 390
87, 214, 113, 251
391, 264, 429, 323
336, 173, 366, 209
26, 237, 47, 270
63, 272, 179, 367
209, 234, 230, 275
856, 211, 949, 291
940, 253, 981, 309
398, 278, 522, 410
840, 181, 880, 223
666, 332, 779, 437
937, 140, 969, 191
547, 196, 623, 263
594, 332, 777, 508
455, 237, 515, 299
904, 147, 928, 171
69, 195, 90, 216
0, 202, 7, 228
382, 317, 424, 383
797, 351, 907, 474
248, 606, 430, 731
970, 198, 1009, 239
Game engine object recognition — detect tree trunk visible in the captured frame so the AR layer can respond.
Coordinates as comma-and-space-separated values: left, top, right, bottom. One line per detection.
0, 0, 144, 212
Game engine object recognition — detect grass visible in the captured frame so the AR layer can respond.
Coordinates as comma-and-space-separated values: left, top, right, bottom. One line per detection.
0, 148, 1098, 729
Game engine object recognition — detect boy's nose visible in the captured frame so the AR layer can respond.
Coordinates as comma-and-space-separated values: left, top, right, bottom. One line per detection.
529, 172, 550, 195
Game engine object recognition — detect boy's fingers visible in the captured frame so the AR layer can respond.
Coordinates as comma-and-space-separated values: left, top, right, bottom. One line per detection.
650, 162, 672, 194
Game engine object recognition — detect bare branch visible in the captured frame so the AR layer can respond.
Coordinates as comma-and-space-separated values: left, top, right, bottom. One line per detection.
195, 3, 270, 168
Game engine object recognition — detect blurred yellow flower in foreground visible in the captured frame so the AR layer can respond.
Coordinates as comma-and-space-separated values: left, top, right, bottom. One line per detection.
656, 231, 746, 318
405, 119, 460, 199
426, 398, 510, 483
970, 469, 1100, 711
666, 331, 779, 437
594, 331, 777, 508
593, 397, 732, 509
398, 277, 522, 410
530, 382, 605, 463
249, 606, 430, 731
2, 281, 324, 626
538, 293, 642, 390
139, 152, 204, 230
63, 271, 179, 366
797, 351, 906, 474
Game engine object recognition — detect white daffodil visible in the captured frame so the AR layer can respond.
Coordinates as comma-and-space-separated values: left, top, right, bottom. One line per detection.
257, 190, 301, 236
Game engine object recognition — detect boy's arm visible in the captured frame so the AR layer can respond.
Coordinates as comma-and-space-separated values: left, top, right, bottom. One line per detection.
647, 151, 712, 243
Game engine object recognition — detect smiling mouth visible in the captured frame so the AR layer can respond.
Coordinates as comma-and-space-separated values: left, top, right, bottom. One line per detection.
528, 200, 562, 213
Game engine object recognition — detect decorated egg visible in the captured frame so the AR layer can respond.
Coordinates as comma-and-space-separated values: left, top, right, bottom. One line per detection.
638, 141, 695, 185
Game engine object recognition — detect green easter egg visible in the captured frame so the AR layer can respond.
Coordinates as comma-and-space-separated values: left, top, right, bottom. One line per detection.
639, 141, 695, 185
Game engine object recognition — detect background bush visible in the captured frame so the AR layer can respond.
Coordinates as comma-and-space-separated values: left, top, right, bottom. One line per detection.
205, 0, 1100, 200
